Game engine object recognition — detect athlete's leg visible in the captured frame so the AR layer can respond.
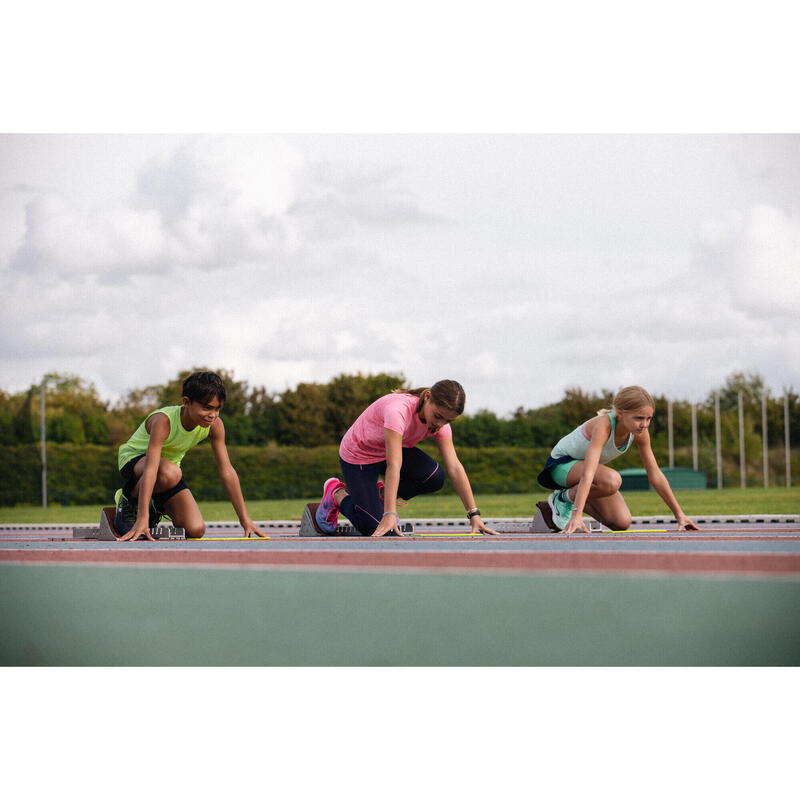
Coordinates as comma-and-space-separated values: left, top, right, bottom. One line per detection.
162, 489, 206, 539
582, 496, 632, 531
564, 462, 632, 530
338, 459, 384, 535
396, 447, 445, 499
129, 456, 185, 499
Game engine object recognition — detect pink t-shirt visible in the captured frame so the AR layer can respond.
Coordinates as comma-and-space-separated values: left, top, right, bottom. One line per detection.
339, 393, 453, 464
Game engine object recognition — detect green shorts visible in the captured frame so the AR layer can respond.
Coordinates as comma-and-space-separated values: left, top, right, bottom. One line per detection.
549, 459, 580, 488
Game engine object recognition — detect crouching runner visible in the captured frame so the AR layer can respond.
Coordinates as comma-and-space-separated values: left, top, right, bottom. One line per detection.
114, 370, 266, 541
315, 379, 498, 537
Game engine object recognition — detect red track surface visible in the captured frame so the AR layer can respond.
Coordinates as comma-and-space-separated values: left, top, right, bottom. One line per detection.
3, 547, 799, 576
3, 520, 799, 577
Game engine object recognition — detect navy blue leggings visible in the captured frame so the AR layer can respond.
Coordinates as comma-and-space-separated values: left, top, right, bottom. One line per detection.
339, 447, 445, 535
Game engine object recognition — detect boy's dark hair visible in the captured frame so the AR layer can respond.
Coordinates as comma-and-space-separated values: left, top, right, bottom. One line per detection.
182, 371, 227, 404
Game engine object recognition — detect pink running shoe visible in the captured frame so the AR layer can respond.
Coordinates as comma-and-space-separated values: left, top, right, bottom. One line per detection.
315, 477, 345, 533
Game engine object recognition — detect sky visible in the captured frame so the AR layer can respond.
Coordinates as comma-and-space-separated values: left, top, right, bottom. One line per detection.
1, 4, 799, 419
1, 132, 799, 414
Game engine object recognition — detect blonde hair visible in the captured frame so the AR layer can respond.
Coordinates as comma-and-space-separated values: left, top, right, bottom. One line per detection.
394, 379, 466, 415
597, 385, 655, 417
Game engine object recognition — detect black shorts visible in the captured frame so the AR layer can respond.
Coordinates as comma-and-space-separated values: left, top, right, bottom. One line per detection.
119, 455, 189, 513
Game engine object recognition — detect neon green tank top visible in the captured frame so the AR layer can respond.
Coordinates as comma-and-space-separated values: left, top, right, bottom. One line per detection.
118, 405, 211, 468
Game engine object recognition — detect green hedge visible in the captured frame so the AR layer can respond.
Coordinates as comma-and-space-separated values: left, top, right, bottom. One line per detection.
3, 442, 797, 506
0, 442, 551, 506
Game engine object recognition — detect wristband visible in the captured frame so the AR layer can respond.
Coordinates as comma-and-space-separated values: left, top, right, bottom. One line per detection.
382, 511, 399, 518
467, 508, 481, 519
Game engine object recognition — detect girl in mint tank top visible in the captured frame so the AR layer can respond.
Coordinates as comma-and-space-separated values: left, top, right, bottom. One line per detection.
535, 385, 699, 535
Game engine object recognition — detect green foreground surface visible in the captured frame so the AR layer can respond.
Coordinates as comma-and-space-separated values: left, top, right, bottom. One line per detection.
1, 564, 798, 666
1, 486, 799, 525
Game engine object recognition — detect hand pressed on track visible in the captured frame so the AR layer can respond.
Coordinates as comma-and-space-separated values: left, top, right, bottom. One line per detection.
117, 522, 156, 542
470, 515, 499, 535
372, 512, 404, 537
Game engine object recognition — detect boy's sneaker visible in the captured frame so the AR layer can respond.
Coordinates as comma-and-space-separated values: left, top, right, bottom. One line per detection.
315, 478, 345, 534
148, 499, 163, 529
114, 489, 137, 535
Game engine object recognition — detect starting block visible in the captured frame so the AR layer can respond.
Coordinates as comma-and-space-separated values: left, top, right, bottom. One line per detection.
72, 507, 186, 541
299, 503, 413, 537
533, 502, 558, 532
532, 503, 602, 533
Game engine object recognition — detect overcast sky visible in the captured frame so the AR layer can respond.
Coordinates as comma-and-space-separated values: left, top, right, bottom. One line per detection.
2, 133, 798, 414
2, 3, 799, 417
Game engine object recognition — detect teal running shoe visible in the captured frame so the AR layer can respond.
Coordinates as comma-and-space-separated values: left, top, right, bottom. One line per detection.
547, 489, 574, 530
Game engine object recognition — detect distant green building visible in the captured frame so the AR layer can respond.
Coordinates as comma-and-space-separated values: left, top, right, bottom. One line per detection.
619, 467, 707, 491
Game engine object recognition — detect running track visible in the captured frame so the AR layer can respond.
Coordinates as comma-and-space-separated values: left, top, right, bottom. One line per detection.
2, 515, 799, 577
3, 515, 799, 665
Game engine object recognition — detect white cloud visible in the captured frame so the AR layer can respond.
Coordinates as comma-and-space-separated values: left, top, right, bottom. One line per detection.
1, 135, 799, 414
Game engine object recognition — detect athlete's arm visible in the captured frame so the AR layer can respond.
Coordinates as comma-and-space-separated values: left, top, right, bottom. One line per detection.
117, 413, 170, 542
209, 418, 267, 538
435, 436, 498, 535
562, 417, 609, 534
371, 428, 403, 537
638, 430, 699, 531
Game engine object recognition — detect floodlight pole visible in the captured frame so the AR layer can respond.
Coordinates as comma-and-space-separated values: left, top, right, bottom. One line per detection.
715, 393, 722, 489
667, 399, 674, 469
786, 393, 792, 488
762, 394, 768, 488
738, 391, 746, 489
41, 377, 47, 508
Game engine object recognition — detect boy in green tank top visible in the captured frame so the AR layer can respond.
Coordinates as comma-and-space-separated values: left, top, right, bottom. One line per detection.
114, 371, 266, 541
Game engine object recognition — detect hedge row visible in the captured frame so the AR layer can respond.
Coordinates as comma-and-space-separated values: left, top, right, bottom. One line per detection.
0, 442, 552, 506
3, 441, 797, 506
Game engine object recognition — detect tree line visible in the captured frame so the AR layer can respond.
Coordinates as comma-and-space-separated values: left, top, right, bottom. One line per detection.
1, 368, 797, 455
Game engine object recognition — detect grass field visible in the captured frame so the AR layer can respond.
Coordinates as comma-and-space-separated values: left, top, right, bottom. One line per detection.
1, 486, 798, 525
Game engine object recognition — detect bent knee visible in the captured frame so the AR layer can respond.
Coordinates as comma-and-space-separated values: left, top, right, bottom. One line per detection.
608, 511, 632, 531
184, 522, 206, 539
423, 465, 445, 493
592, 470, 622, 495
157, 460, 183, 488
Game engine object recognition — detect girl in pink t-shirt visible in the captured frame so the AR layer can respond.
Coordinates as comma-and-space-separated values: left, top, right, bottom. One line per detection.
315, 379, 497, 537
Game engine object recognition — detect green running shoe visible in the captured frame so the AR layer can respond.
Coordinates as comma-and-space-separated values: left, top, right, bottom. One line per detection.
113, 489, 137, 534
113, 490, 161, 533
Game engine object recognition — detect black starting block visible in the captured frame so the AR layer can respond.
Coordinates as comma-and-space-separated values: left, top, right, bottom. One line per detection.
72, 507, 186, 541
299, 503, 413, 537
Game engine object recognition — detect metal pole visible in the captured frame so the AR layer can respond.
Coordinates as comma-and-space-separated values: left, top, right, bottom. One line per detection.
691, 402, 698, 471
762, 394, 768, 488
738, 390, 746, 489
668, 399, 674, 469
41, 378, 47, 508
786, 393, 792, 488
715, 393, 722, 489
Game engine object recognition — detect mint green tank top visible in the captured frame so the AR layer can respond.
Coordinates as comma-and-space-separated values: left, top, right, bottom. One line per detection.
550, 412, 632, 465
118, 405, 211, 469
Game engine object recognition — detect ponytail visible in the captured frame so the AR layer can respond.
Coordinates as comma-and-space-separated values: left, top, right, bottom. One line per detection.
394, 379, 466, 415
